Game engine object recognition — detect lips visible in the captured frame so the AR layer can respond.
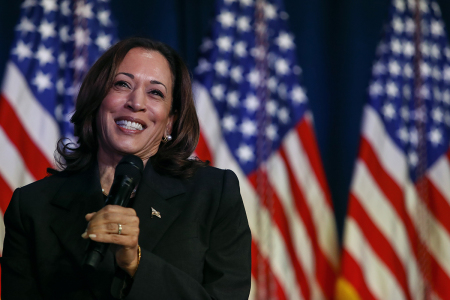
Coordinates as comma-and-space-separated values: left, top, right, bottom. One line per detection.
115, 117, 146, 131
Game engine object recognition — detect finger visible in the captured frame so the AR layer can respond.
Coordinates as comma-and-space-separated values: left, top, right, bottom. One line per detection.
88, 222, 139, 236
87, 213, 139, 230
87, 232, 139, 247
85, 212, 96, 221
97, 205, 137, 217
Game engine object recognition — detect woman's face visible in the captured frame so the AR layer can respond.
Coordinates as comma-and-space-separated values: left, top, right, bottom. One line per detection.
97, 47, 174, 162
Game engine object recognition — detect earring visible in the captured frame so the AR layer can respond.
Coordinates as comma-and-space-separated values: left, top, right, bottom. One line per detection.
162, 134, 172, 143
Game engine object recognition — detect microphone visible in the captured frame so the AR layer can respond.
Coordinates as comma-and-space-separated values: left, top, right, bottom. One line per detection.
83, 154, 144, 270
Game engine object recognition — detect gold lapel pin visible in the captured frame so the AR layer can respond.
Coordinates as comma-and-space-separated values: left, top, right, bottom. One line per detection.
151, 207, 161, 218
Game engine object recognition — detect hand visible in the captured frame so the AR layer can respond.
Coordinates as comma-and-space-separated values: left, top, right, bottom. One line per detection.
82, 205, 140, 276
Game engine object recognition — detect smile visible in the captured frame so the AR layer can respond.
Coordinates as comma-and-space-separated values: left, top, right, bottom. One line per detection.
115, 120, 144, 131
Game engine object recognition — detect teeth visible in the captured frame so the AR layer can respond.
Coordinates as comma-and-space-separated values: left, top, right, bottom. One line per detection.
116, 120, 143, 130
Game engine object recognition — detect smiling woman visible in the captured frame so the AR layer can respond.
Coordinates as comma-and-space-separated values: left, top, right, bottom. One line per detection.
1, 37, 251, 300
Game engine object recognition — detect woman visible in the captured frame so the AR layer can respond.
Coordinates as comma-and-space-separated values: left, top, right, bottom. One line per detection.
2, 37, 251, 299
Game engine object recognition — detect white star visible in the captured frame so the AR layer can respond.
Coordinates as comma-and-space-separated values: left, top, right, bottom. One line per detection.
237, 16, 250, 32
434, 87, 442, 101
58, 52, 67, 68
16, 17, 35, 34
56, 78, 65, 95
392, 17, 404, 33
391, 39, 402, 54
195, 59, 211, 73
431, 20, 444, 37
227, 91, 240, 107
244, 94, 259, 112
240, 0, 253, 7
413, 106, 427, 123
408, 151, 418, 167
230, 66, 243, 82
291, 86, 307, 103
35, 45, 54, 66
443, 66, 450, 82
398, 127, 409, 143
421, 42, 430, 58
382, 102, 396, 120
266, 124, 278, 141
217, 36, 232, 52
74, 27, 91, 47
240, 119, 257, 137
293, 65, 302, 75
75, 2, 94, 19
200, 38, 214, 52
432, 67, 442, 81
266, 100, 277, 116
98, 10, 112, 26
403, 85, 411, 100
431, 107, 444, 123
268, 77, 278, 92
41, 0, 58, 13
276, 32, 294, 51
405, 18, 415, 34
217, 11, 235, 28
419, 1, 428, 13
71, 56, 86, 71
247, 69, 260, 87
278, 84, 287, 100
211, 84, 225, 100
431, 44, 441, 60
278, 107, 290, 123
404, 63, 413, 78
403, 41, 415, 57
32, 71, 53, 92
234, 41, 247, 57
410, 127, 418, 146
372, 61, 386, 75
376, 42, 388, 55
428, 128, 443, 146
250, 46, 265, 60
214, 60, 228, 76
443, 90, 450, 105
420, 85, 430, 99
369, 81, 384, 97
60, 0, 71, 16
264, 3, 277, 19
445, 112, 450, 126
12, 41, 33, 61
38, 20, 56, 40
446, 48, 450, 60
59, 26, 70, 43
21, 0, 37, 8
389, 60, 401, 76
394, 0, 405, 12
275, 59, 289, 75
400, 106, 410, 121
432, 2, 442, 16
96, 33, 112, 51
420, 62, 431, 78
386, 81, 399, 98
236, 144, 254, 163
222, 115, 237, 132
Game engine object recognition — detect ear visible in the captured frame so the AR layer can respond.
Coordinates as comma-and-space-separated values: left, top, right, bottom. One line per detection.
165, 112, 178, 135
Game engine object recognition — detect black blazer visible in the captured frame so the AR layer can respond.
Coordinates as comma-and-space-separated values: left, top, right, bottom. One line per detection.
1, 162, 251, 299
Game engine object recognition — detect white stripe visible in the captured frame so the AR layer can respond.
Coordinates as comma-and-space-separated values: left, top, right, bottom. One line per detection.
0, 126, 35, 190
194, 82, 302, 299
361, 105, 407, 188
404, 180, 450, 278
1, 61, 59, 163
267, 153, 325, 300
351, 159, 421, 300
344, 218, 407, 300
283, 127, 339, 268
428, 155, 450, 205
0, 213, 4, 253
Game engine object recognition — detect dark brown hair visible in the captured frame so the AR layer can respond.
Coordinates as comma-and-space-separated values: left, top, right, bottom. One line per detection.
55, 37, 206, 177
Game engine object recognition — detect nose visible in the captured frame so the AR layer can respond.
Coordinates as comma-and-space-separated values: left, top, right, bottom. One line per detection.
126, 88, 146, 112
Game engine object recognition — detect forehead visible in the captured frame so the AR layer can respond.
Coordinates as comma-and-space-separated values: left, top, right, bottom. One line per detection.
117, 48, 173, 86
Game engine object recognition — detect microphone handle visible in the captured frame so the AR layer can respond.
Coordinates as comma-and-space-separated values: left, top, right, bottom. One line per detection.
82, 175, 136, 270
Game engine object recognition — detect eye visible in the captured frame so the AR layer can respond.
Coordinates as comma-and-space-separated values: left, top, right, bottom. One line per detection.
149, 89, 164, 98
114, 80, 130, 89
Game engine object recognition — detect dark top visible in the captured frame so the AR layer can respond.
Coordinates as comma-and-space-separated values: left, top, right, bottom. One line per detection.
1, 161, 251, 299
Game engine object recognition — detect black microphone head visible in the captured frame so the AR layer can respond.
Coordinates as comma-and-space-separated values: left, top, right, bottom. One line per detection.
115, 154, 144, 182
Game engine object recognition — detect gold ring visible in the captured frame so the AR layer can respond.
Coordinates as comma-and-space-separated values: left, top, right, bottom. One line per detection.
118, 223, 122, 235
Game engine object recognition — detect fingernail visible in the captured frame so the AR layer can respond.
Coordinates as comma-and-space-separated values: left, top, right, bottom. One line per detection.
89, 234, 97, 238
81, 232, 87, 238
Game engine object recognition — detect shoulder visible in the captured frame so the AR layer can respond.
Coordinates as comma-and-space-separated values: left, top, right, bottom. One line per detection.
189, 165, 240, 190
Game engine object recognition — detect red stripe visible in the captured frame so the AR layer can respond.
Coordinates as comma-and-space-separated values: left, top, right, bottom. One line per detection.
340, 249, 378, 300
0, 174, 13, 214
423, 177, 450, 236
358, 136, 450, 298
196, 130, 214, 165
0, 94, 51, 181
279, 146, 336, 299
252, 239, 287, 300
248, 171, 311, 300
349, 193, 412, 300
296, 118, 333, 207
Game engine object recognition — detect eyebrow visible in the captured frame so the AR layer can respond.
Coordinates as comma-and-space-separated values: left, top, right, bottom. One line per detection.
117, 72, 168, 92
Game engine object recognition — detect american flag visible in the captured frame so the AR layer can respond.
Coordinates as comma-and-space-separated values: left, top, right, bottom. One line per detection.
193, 0, 339, 298
0, 0, 117, 255
337, 0, 450, 299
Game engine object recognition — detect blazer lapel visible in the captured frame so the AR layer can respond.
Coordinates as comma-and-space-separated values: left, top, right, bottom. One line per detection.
132, 162, 187, 252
